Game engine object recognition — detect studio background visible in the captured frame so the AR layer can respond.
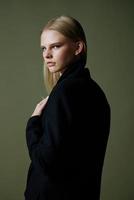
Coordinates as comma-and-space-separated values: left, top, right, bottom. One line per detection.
0, 0, 133, 199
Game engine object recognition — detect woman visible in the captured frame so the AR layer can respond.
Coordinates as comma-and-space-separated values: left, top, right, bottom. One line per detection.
24, 15, 110, 200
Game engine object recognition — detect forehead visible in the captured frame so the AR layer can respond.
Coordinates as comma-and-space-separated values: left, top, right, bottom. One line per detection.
40, 30, 67, 46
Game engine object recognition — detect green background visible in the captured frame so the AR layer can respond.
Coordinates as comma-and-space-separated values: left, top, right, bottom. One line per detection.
0, 0, 133, 199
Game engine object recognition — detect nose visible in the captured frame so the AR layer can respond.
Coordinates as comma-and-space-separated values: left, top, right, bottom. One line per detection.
43, 49, 52, 59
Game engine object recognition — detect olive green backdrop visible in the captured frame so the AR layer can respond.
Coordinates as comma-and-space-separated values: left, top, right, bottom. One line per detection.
0, 0, 133, 199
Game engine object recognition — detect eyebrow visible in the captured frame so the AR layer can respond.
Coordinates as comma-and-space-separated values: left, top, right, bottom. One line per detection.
40, 42, 62, 48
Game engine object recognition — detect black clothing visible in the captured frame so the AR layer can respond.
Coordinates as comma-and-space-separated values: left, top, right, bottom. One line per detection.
24, 62, 110, 200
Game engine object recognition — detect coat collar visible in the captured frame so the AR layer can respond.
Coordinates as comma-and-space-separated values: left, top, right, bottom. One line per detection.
56, 60, 91, 84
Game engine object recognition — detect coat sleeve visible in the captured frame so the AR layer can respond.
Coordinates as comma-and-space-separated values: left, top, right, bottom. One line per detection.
26, 86, 72, 171
25, 115, 42, 158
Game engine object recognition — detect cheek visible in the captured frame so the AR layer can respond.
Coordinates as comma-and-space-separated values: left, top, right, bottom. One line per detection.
57, 49, 74, 62
64, 51, 75, 64
53, 52, 64, 64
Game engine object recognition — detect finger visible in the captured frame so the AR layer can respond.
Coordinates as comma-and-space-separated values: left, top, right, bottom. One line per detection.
41, 96, 49, 101
38, 97, 48, 105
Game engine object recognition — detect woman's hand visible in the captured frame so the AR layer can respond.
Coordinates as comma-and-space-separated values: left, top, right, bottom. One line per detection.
31, 96, 49, 117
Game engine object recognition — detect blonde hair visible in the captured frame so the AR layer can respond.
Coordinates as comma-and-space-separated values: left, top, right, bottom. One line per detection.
41, 15, 87, 94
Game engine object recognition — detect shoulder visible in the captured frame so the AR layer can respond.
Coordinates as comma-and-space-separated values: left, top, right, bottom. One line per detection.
48, 68, 110, 109
47, 79, 73, 107
50, 77, 83, 102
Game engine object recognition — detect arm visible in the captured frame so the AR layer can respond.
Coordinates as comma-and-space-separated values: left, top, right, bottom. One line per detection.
25, 86, 72, 171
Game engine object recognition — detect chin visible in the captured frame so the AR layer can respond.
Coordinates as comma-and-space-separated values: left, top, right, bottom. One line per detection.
48, 67, 58, 73
48, 66, 62, 74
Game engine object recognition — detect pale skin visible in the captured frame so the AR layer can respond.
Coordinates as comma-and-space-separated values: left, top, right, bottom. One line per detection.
31, 96, 49, 117
31, 29, 83, 117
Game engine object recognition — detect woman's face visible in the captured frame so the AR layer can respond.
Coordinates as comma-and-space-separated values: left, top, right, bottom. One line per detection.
40, 30, 78, 74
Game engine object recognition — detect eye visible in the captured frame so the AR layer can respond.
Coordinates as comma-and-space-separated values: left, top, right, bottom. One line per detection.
53, 45, 61, 49
41, 46, 46, 51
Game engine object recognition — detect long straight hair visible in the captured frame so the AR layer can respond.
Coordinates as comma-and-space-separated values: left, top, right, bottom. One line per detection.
40, 15, 87, 94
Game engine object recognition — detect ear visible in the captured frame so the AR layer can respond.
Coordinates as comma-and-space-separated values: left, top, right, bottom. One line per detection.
75, 41, 84, 55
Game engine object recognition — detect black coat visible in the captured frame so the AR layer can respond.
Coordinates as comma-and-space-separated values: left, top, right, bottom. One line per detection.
24, 61, 111, 200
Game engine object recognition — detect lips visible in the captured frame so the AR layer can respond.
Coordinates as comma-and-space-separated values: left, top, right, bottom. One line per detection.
47, 62, 55, 67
